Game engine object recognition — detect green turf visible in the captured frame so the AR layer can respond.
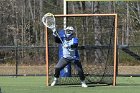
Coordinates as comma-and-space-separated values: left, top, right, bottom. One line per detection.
0, 76, 140, 93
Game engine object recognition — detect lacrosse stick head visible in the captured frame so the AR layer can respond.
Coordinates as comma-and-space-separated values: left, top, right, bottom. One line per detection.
42, 13, 56, 31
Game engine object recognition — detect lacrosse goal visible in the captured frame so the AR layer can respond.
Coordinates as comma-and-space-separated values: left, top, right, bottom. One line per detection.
45, 14, 118, 86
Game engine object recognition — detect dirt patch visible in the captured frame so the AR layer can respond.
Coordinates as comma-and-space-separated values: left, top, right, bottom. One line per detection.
0, 66, 140, 75
118, 66, 140, 74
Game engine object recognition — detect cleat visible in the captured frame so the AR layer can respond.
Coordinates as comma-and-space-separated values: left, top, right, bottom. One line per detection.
51, 80, 57, 86
51, 77, 58, 86
81, 81, 88, 88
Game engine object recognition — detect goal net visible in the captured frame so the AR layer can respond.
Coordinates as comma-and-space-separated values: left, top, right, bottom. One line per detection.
47, 14, 117, 86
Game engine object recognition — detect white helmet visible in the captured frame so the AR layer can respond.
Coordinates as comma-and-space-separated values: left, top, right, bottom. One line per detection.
65, 26, 74, 37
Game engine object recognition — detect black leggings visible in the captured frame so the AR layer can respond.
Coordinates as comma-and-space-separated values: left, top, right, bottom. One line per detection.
54, 57, 85, 81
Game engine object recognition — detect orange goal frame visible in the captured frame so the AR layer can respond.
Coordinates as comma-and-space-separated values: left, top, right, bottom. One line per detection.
45, 13, 118, 86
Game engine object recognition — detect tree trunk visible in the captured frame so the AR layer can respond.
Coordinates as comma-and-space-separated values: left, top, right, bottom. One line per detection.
93, 2, 102, 63
126, 3, 130, 45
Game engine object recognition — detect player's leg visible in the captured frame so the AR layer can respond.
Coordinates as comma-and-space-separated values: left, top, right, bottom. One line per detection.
74, 60, 88, 87
51, 57, 69, 86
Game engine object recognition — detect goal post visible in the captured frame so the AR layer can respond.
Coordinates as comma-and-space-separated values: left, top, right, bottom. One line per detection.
45, 13, 118, 86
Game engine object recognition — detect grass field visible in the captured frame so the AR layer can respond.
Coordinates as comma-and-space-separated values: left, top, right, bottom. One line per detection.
0, 76, 140, 93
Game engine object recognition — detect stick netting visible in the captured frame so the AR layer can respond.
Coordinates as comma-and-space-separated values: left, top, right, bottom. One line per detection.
48, 15, 115, 85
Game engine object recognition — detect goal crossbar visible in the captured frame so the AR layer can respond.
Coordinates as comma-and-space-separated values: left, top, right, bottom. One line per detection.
64, 0, 118, 1
55, 14, 117, 17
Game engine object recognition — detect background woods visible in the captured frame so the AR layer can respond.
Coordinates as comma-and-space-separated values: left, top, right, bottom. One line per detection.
0, 0, 140, 66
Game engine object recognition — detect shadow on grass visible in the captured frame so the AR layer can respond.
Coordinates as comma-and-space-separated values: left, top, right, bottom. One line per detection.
64, 83, 110, 87
0, 87, 2, 93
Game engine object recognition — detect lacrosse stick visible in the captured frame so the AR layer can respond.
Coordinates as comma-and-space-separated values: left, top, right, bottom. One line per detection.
42, 13, 64, 44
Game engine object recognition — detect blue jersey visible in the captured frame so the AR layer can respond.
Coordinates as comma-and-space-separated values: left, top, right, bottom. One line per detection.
58, 30, 79, 60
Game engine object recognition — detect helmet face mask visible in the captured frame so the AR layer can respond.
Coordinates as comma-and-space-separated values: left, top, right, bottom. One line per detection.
65, 26, 74, 37
66, 29, 73, 34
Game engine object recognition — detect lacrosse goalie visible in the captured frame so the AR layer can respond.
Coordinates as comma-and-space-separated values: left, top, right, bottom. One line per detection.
51, 26, 88, 87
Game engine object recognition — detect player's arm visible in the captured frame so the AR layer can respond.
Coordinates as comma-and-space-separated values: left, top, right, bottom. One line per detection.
53, 32, 62, 43
71, 38, 78, 48
71, 44, 78, 48
54, 36, 62, 43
